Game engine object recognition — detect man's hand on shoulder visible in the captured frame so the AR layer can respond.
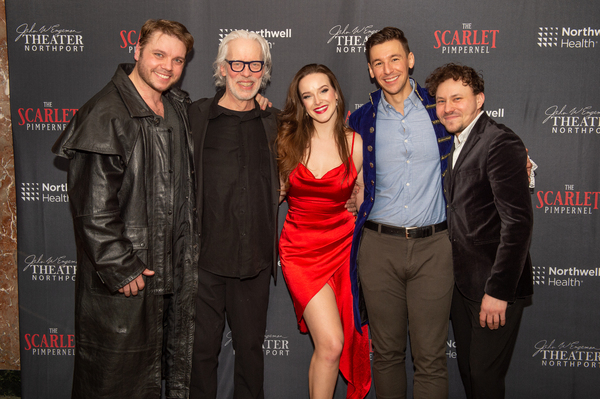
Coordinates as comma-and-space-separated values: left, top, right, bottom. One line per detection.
256, 93, 272, 110
118, 268, 155, 297
479, 293, 508, 330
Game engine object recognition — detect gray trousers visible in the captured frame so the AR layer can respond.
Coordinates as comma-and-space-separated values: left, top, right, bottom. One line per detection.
358, 227, 454, 399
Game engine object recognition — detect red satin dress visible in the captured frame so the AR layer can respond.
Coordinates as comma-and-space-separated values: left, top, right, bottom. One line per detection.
279, 133, 371, 399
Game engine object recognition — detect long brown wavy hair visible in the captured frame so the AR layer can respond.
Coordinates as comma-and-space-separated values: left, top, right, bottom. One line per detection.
277, 64, 351, 189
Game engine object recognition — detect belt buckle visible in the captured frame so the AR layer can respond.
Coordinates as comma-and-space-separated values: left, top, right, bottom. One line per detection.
405, 226, 418, 239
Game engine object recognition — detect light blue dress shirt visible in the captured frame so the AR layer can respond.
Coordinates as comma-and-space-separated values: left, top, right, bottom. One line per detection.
368, 79, 447, 227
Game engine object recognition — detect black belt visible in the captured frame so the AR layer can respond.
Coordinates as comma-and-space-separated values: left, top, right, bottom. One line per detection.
364, 220, 447, 239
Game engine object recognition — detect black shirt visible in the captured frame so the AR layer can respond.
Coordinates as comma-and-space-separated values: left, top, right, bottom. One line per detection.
199, 93, 274, 278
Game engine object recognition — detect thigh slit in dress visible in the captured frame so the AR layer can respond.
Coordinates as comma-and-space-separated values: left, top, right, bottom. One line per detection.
279, 133, 371, 399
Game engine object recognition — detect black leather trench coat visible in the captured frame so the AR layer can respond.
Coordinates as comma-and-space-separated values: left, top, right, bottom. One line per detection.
52, 63, 198, 399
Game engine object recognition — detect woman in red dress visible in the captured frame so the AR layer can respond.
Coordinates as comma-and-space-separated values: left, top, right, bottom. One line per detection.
277, 64, 371, 399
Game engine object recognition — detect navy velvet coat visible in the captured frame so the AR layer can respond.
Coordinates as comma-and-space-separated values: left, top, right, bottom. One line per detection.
348, 82, 453, 331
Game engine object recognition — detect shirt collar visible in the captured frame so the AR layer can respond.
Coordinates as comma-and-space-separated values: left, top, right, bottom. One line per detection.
455, 111, 484, 147
378, 78, 420, 116
208, 89, 265, 120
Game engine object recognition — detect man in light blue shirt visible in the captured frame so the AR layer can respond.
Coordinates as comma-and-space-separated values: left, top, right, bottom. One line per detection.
349, 27, 453, 399
369, 84, 447, 227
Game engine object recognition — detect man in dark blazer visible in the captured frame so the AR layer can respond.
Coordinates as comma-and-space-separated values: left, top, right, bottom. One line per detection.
187, 30, 279, 399
425, 64, 533, 399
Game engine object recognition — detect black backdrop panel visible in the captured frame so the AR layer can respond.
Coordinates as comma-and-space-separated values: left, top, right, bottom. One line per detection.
7, 1, 600, 397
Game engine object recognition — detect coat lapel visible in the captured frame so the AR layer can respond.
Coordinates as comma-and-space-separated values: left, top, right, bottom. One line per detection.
451, 113, 487, 173
447, 113, 487, 201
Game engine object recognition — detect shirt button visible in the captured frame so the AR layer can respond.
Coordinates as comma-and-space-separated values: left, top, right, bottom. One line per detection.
369, 127, 374, 133
371, 180, 374, 185
363, 212, 367, 217
369, 162, 374, 168
404, 205, 408, 209
406, 160, 410, 164
368, 145, 373, 152
406, 183, 410, 186
372, 113, 376, 118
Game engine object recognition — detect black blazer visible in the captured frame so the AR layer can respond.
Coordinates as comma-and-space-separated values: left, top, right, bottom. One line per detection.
445, 113, 533, 302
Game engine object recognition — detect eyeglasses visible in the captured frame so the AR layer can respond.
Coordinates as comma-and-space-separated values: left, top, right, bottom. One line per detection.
225, 60, 265, 73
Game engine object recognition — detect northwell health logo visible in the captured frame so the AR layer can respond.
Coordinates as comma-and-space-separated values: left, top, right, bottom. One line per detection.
21, 183, 40, 201
538, 27, 558, 47
21, 182, 68, 202
218, 28, 292, 48
533, 265, 600, 287
538, 26, 599, 49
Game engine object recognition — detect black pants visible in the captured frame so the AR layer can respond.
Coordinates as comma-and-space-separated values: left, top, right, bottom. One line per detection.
451, 285, 526, 399
189, 267, 271, 399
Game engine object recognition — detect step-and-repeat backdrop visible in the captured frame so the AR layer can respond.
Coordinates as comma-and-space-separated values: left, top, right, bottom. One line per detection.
7, 0, 600, 397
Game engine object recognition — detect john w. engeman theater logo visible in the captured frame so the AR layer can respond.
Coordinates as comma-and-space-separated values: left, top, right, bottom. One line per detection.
533, 339, 600, 369
326, 23, 377, 54
14, 23, 84, 52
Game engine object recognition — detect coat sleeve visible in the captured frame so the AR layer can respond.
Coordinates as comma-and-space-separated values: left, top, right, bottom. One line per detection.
68, 150, 147, 293
484, 130, 533, 301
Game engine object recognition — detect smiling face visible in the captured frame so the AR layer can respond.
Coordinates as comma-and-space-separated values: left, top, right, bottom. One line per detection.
133, 32, 187, 95
367, 39, 415, 103
298, 72, 339, 126
435, 78, 485, 135
220, 37, 265, 104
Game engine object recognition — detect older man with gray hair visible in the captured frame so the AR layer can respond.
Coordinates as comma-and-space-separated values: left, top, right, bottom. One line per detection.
188, 30, 279, 399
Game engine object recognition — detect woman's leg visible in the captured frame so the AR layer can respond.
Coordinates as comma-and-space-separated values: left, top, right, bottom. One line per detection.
303, 283, 344, 399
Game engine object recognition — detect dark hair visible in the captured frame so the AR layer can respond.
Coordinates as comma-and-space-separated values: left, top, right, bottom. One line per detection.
277, 64, 350, 189
365, 27, 411, 63
138, 19, 194, 55
425, 63, 485, 98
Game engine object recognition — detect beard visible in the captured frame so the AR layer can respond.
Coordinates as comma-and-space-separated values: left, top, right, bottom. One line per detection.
225, 75, 261, 102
